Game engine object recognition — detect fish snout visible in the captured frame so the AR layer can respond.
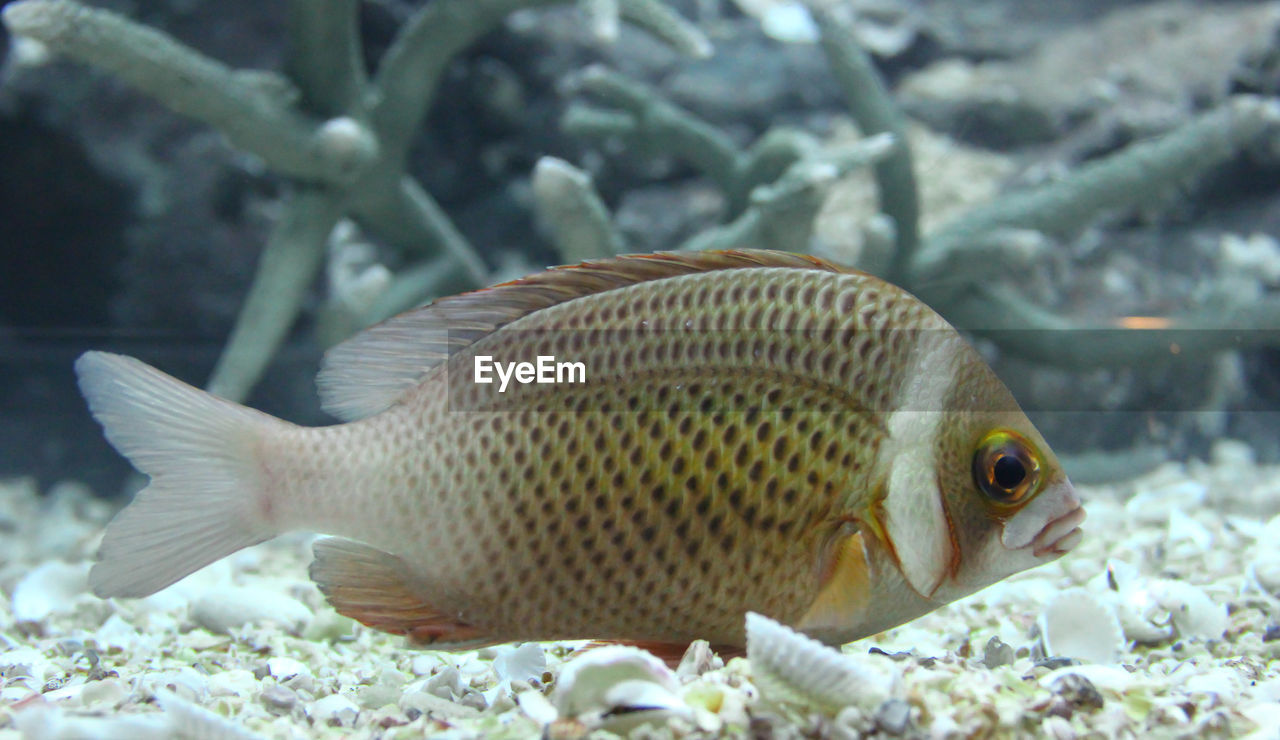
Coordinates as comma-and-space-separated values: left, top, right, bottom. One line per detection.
1030, 504, 1086, 558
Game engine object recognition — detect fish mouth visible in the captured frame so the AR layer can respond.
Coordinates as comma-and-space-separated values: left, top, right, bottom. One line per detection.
1030, 506, 1086, 558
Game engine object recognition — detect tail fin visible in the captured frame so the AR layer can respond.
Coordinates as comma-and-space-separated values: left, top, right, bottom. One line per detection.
75, 351, 283, 598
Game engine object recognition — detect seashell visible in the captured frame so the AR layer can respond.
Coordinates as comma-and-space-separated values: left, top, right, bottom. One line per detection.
1147, 580, 1226, 641
190, 586, 312, 635
552, 645, 690, 731
493, 643, 546, 684
1036, 588, 1124, 664
1100, 567, 1174, 645
11, 561, 90, 622
745, 612, 896, 714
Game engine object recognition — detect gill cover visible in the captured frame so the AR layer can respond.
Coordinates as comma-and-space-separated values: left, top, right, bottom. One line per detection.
880, 449, 955, 599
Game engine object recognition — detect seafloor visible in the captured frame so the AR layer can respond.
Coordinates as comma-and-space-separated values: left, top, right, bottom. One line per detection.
2, 439, 1280, 738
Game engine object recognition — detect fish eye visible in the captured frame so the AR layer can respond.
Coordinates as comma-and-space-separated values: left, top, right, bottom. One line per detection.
972, 430, 1041, 504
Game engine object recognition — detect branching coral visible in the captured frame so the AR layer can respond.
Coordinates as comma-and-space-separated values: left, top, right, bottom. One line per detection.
2, 0, 710, 400
556, 9, 1280, 369
4, 0, 1278, 402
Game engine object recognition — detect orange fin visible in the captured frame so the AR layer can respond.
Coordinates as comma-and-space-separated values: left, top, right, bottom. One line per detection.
317, 249, 860, 420
797, 527, 872, 638
575, 640, 743, 668
309, 538, 495, 649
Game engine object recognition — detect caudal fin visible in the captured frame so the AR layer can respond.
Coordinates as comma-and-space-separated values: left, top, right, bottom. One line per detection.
76, 351, 282, 598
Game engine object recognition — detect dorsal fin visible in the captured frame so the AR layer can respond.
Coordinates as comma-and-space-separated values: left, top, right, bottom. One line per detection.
317, 249, 850, 420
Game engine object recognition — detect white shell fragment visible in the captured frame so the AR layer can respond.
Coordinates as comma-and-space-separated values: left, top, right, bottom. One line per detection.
1092, 558, 1228, 645
1147, 580, 1226, 641
493, 643, 546, 684
11, 561, 90, 622
1036, 588, 1124, 664
552, 646, 691, 731
745, 612, 896, 714
156, 689, 265, 740
306, 693, 360, 727
1124, 479, 1207, 525
190, 586, 313, 635
731, 0, 819, 43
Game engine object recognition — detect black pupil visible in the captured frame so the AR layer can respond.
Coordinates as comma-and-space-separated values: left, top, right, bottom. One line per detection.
992, 454, 1026, 491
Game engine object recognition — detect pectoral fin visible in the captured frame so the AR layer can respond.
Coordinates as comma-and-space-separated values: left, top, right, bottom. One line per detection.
310, 538, 495, 649
797, 526, 872, 635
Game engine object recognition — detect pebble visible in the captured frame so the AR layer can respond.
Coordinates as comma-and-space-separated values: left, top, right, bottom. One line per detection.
874, 697, 912, 735
261, 685, 298, 714
982, 636, 1015, 669
207, 669, 257, 698
357, 683, 399, 710
425, 665, 463, 699
190, 586, 313, 635
400, 689, 481, 719
79, 678, 127, 708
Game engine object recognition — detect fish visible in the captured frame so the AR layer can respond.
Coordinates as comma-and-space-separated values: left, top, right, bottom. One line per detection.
76, 249, 1084, 654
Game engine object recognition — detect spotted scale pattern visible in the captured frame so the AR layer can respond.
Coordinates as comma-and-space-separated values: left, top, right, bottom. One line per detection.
296, 265, 950, 645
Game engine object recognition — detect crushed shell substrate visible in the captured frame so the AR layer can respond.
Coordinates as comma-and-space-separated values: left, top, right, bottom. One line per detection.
3, 440, 1280, 739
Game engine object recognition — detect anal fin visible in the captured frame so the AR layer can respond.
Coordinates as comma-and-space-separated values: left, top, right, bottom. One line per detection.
310, 538, 494, 649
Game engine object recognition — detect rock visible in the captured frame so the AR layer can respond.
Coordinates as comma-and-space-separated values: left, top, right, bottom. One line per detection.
424, 665, 463, 700
982, 636, 1015, 669
899, 1, 1280, 147
260, 685, 298, 714
190, 587, 313, 635
874, 697, 913, 735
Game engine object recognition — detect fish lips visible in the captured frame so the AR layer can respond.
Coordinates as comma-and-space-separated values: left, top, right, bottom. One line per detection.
1000, 480, 1086, 558
1029, 505, 1086, 558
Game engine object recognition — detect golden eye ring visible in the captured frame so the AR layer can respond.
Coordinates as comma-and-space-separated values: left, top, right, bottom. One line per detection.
972, 430, 1042, 504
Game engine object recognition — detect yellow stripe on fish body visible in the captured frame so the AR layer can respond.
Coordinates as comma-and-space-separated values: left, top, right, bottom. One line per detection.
76, 250, 1084, 653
